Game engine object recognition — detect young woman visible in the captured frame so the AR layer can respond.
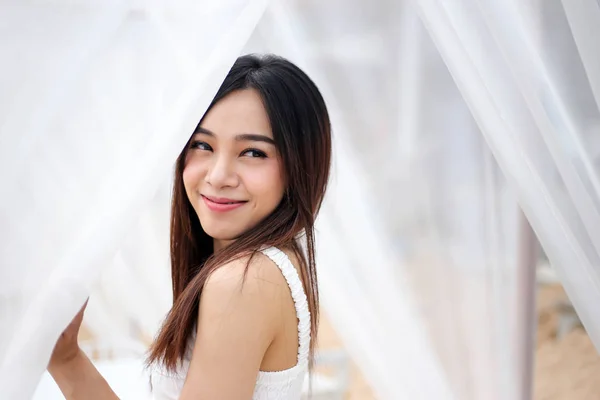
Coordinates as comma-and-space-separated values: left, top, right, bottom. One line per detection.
48, 53, 332, 400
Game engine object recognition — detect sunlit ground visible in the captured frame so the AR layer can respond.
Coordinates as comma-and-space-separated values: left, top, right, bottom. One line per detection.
534, 285, 600, 400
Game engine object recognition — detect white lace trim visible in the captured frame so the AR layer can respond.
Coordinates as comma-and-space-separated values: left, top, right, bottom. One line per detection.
257, 246, 311, 371
253, 246, 310, 397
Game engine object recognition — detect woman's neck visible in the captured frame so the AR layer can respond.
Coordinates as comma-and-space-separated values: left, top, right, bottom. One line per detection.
213, 239, 235, 252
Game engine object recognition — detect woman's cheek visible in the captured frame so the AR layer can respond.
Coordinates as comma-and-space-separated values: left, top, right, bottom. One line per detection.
245, 166, 284, 194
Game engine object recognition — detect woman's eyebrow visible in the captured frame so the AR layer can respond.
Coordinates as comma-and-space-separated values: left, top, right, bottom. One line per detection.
194, 127, 214, 136
235, 133, 275, 145
195, 127, 275, 145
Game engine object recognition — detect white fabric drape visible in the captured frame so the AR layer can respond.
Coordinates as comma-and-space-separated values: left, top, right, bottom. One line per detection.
413, 0, 600, 350
245, 1, 535, 399
0, 1, 268, 398
5, 0, 600, 399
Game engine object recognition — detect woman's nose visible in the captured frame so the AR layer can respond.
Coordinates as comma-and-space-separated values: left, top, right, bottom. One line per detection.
204, 155, 239, 188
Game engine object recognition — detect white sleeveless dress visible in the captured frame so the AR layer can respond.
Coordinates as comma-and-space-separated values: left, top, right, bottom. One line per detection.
149, 246, 311, 400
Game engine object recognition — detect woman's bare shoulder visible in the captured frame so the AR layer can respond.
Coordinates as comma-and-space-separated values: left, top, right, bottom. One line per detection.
204, 251, 290, 294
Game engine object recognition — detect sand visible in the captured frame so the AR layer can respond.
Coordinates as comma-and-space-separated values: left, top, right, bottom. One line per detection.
534, 285, 600, 400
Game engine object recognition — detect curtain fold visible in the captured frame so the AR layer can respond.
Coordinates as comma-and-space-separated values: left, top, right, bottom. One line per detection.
245, 1, 535, 398
0, 1, 268, 398
5, 1, 599, 399
413, 0, 600, 353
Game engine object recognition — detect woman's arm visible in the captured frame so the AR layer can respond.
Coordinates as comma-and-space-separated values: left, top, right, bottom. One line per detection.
48, 300, 119, 399
179, 253, 286, 400
48, 350, 119, 400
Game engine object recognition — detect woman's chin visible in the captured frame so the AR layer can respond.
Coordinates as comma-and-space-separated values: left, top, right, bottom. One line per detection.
202, 226, 244, 243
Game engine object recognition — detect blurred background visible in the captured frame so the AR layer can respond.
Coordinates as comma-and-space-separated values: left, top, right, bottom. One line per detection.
2, 0, 600, 399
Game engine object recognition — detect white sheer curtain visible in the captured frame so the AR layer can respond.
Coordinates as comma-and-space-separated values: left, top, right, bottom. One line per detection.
82, 184, 173, 352
246, 1, 536, 399
413, 0, 600, 350
5, 0, 599, 399
0, 1, 267, 398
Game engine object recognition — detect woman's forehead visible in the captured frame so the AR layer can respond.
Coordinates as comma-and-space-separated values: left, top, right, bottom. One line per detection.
201, 89, 273, 140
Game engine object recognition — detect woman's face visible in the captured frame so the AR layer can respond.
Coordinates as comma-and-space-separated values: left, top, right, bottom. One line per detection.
183, 89, 285, 249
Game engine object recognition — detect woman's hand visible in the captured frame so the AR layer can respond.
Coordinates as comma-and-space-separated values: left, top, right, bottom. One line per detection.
49, 299, 88, 368
47, 298, 120, 399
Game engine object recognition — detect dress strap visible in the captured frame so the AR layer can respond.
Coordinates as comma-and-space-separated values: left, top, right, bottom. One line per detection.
259, 246, 311, 367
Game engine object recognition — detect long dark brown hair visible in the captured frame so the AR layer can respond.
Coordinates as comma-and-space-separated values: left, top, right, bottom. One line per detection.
146, 54, 332, 372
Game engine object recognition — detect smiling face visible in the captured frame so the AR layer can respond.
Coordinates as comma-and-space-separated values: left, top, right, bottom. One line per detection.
182, 89, 286, 250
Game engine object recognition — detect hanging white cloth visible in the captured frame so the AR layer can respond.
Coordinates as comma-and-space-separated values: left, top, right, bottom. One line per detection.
5, 0, 597, 399
0, 1, 268, 398
244, 1, 533, 399
414, 0, 600, 351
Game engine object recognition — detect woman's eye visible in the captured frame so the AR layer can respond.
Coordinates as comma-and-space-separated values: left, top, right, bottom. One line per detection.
242, 149, 267, 158
190, 141, 212, 151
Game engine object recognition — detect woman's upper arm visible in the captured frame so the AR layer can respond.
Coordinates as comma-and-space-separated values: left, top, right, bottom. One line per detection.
179, 254, 284, 400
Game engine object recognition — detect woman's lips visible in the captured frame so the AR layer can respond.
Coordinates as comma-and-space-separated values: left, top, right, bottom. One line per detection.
201, 195, 247, 212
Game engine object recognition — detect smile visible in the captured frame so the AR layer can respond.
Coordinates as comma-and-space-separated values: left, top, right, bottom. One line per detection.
201, 195, 247, 212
